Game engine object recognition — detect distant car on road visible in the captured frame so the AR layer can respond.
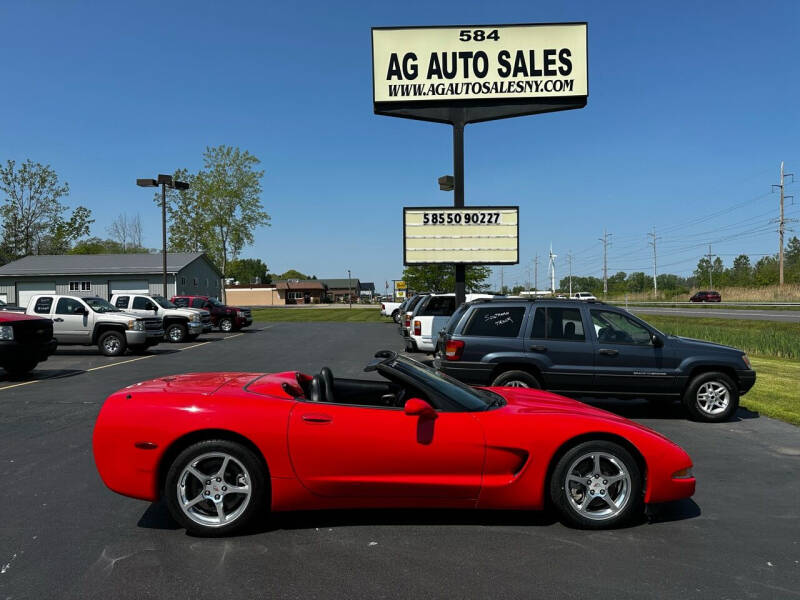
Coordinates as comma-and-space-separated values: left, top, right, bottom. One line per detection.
572, 292, 598, 301
690, 290, 721, 303
434, 297, 755, 422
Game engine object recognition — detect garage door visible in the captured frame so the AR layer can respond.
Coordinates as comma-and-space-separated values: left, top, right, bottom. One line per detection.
109, 280, 150, 296
17, 281, 56, 310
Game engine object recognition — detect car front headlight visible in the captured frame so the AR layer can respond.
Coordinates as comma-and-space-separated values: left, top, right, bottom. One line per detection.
128, 320, 145, 331
0, 325, 13, 341
237, 311, 245, 318
190, 313, 200, 323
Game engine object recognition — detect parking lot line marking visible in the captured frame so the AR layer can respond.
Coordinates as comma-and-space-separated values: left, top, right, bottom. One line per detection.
224, 333, 245, 340
86, 355, 156, 372
0, 380, 42, 391
179, 341, 212, 351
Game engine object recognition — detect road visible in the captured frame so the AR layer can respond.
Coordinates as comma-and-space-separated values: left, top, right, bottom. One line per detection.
627, 306, 800, 323
1, 323, 798, 599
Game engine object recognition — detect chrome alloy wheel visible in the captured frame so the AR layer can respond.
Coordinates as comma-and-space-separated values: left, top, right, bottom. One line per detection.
505, 380, 530, 388
177, 452, 252, 528
167, 325, 184, 342
220, 319, 233, 332
103, 336, 121, 353
564, 452, 632, 521
696, 381, 730, 416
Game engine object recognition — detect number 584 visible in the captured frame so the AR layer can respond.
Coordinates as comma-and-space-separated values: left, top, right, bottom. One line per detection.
459, 29, 499, 42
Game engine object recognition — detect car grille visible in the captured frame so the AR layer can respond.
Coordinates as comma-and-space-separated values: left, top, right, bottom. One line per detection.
144, 318, 163, 331
13, 319, 53, 344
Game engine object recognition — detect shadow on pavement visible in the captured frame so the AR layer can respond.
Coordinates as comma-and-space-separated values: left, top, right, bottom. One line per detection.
647, 498, 702, 524
0, 368, 86, 383
582, 398, 759, 422
137, 500, 180, 530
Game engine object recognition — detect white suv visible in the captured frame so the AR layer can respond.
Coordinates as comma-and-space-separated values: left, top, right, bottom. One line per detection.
406, 293, 495, 353
572, 292, 598, 301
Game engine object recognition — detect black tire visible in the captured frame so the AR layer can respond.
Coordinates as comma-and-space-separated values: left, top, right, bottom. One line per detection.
392, 310, 401, 324
166, 322, 188, 343
492, 369, 541, 389
682, 371, 739, 422
98, 330, 126, 357
405, 339, 418, 353
219, 318, 234, 333
164, 439, 268, 537
549, 440, 643, 529
2, 358, 39, 376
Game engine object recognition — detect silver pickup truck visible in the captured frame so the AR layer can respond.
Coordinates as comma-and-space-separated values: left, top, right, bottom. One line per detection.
25, 294, 164, 356
110, 293, 211, 343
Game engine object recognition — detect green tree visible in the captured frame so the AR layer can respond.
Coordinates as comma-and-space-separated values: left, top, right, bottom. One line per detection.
401, 265, 491, 293
228, 258, 270, 284
626, 272, 653, 293
69, 237, 150, 255
694, 256, 713, 287
161, 146, 270, 298
278, 269, 310, 280
0, 159, 93, 259
730, 254, 752, 286
754, 255, 778, 285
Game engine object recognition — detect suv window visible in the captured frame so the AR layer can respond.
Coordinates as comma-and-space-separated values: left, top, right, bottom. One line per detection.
34, 297, 53, 314
420, 296, 456, 317
446, 303, 470, 334
530, 307, 585, 341
132, 297, 155, 310
173, 297, 189, 307
191, 298, 206, 309
56, 297, 85, 315
591, 309, 652, 345
114, 296, 130, 309
463, 306, 526, 338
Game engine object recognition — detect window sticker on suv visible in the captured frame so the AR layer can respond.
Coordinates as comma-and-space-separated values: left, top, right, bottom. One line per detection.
464, 307, 525, 337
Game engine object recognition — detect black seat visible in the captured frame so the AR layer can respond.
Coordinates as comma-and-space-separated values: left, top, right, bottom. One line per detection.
564, 322, 576, 338
309, 375, 323, 402
320, 367, 335, 403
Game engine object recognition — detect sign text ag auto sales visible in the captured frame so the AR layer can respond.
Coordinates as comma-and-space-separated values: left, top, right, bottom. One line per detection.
372, 24, 587, 103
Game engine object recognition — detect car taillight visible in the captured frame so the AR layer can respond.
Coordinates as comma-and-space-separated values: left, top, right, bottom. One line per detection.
413, 320, 421, 336
404, 313, 411, 328
444, 340, 465, 361
381, 303, 385, 311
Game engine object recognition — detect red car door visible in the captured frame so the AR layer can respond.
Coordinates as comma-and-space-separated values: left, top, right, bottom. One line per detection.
288, 402, 485, 499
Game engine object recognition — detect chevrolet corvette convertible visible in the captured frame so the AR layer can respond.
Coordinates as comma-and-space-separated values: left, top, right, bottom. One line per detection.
93, 351, 695, 536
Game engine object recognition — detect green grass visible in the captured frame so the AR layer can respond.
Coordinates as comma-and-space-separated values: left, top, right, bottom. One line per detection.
614, 302, 800, 311
251, 307, 389, 322
742, 357, 800, 426
635, 314, 800, 360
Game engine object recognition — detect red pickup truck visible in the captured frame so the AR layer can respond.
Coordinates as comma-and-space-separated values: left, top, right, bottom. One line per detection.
0, 311, 57, 375
170, 296, 252, 332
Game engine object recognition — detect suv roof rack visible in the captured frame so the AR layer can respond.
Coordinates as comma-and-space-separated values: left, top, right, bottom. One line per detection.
466, 297, 606, 305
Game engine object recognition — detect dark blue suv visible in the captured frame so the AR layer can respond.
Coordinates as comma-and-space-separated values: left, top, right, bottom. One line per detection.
434, 298, 756, 422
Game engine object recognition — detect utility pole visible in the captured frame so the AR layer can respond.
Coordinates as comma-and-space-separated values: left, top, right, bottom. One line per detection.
647, 226, 660, 297
567, 251, 574, 296
772, 161, 795, 286
599, 229, 612, 296
706, 245, 714, 288
533, 255, 539, 291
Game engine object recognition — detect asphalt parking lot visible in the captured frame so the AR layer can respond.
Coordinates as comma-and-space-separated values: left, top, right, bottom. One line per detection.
1, 322, 798, 599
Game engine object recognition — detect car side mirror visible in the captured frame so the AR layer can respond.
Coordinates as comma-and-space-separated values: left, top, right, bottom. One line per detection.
651, 333, 664, 348
404, 398, 437, 418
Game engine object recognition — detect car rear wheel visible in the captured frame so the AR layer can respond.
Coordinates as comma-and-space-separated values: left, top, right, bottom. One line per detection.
219, 318, 234, 333
683, 371, 739, 422
392, 310, 401, 324
166, 323, 188, 343
98, 331, 126, 356
550, 440, 642, 529
165, 439, 268, 537
492, 370, 541, 389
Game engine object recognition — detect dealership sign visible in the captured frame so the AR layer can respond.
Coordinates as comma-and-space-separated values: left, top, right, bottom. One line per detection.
372, 23, 587, 123
403, 206, 519, 265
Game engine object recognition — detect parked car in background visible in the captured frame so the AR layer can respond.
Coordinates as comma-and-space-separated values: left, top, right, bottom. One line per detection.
0, 311, 57, 375
380, 299, 404, 323
406, 293, 495, 353
434, 297, 755, 422
0, 299, 26, 312
171, 296, 252, 332
111, 294, 212, 343
26, 294, 163, 356
690, 290, 721, 303
398, 293, 428, 341
571, 292, 597, 301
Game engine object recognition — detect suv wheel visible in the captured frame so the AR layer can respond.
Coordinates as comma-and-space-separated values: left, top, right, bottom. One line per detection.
683, 371, 739, 422
98, 330, 127, 356
166, 323, 188, 343
219, 318, 234, 333
492, 370, 541, 389
392, 310, 401, 324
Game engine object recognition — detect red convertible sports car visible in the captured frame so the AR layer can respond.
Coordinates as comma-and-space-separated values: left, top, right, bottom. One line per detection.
93, 351, 695, 536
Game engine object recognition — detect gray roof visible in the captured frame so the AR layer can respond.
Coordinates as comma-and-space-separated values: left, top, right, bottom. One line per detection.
320, 278, 360, 289
0, 252, 220, 277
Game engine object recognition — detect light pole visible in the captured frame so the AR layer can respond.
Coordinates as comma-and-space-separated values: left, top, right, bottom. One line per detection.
137, 174, 189, 297
347, 269, 352, 309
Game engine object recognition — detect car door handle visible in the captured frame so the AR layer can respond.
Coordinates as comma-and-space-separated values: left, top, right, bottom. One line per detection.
302, 413, 333, 424
53, 318, 64, 322
598, 349, 619, 357
529, 345, 547, 352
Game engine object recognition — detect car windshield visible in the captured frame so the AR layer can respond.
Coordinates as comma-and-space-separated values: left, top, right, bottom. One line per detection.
153, 296, 176, 309
84, 297, 120, 313
208, 298, 225, 307
379, 355, 495, 412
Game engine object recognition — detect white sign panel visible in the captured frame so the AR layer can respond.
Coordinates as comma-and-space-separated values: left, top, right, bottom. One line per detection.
373, 23, 587, 104
404, 206, 519, 265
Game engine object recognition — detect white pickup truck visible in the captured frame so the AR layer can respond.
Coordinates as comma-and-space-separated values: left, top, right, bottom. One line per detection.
380, 300, 405, 323
25, 294, 164, 356
110, 294, 211, 342
406, 293, 495, 353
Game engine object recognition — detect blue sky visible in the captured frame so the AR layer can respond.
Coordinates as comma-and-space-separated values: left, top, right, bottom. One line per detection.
1, 1, 798, 292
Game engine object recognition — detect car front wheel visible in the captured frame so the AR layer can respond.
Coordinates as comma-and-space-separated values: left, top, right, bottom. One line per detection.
98, 331, 126, 356
550, 440, 642, 529
166, 323, 187, 343
165, 440, 268, 537
492, 370, 541, 389
683, 371, 739, 422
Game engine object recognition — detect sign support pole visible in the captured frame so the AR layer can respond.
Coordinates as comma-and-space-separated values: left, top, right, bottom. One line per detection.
453, 115, 466, 308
